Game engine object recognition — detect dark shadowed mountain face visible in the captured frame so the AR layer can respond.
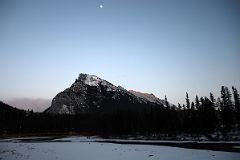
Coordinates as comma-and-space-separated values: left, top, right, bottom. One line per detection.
45, 74, 165, 114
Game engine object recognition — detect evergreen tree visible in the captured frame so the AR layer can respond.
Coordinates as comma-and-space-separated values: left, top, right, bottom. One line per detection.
226, 87, 233, 110
203, 96, 216, 131
232, 86, 240, 123
200, 97, 205, 110
191, 102, 195, 110
165, 95, 170, 109
220, 86, 234, 130
186, 92, 190, 110
195, 95, 200, 110
210, 92, 215, 104
210, 92, 218, 110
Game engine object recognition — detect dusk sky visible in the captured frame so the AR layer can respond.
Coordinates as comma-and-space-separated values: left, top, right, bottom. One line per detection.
1, 0, 240, 111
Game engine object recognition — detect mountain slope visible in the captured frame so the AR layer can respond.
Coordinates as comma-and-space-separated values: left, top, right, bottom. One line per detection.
45, 73, 166, 114
0, 101, 22, 113
129, 90, 165, 105
129, 90, 175, 108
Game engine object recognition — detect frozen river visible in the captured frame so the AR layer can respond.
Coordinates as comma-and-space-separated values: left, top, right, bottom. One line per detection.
0, 136, 240, 160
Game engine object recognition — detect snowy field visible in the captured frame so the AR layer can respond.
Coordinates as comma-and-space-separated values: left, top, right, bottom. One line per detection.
0, 137, 240, 160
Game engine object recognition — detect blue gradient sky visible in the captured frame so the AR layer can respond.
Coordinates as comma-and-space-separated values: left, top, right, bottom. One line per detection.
0, 0, 240, 107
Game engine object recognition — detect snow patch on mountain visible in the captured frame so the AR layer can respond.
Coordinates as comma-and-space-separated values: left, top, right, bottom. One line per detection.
84, 75, 101, 86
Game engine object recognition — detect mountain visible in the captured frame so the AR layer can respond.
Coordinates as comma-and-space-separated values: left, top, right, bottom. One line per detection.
0, 101, 22, 113
45, 73, 166, 114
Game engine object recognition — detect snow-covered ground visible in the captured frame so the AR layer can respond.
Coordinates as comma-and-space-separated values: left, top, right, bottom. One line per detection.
0, 137, 240, 160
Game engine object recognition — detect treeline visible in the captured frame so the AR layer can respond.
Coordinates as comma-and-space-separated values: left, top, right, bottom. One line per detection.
0, 86, 239, 136
176, 86, 240, 133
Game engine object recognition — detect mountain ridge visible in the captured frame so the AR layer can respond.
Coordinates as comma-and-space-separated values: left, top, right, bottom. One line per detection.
45, 73, 168, 114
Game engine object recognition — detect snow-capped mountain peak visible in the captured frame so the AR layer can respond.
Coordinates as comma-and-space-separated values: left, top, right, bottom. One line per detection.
79, 74, 102, 87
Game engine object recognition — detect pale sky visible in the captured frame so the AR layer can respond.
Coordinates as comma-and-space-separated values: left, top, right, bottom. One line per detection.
0, 0, 240, 111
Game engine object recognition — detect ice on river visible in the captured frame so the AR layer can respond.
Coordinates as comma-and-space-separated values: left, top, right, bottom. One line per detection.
0, 137, 240, 160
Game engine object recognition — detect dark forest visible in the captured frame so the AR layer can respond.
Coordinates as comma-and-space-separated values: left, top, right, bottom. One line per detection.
1, 86, 239, 139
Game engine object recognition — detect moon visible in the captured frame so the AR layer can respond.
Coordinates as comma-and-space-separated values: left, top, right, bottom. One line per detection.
99, 5, 103, 9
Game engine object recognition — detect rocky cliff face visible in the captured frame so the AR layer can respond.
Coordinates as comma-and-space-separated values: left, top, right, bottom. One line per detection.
45, 74, 165, 114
